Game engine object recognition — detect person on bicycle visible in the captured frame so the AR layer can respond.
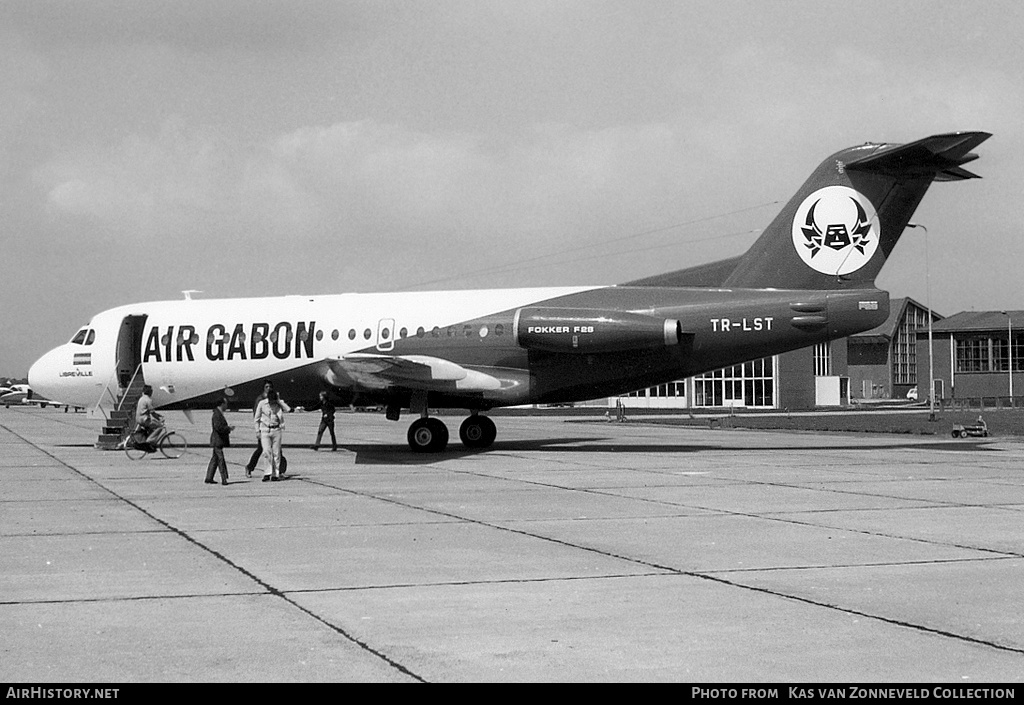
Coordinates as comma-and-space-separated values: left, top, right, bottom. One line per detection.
136, 385, 164, 444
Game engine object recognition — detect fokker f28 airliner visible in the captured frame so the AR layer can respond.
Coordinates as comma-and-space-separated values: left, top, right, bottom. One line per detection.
30, 131, 989, 452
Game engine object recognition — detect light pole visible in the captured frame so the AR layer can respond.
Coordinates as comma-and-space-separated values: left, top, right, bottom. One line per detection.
907, 223, 935, 421
1001, 311, 1013, 405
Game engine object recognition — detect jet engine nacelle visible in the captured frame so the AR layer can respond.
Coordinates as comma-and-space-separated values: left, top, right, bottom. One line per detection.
514, 307, 682, 354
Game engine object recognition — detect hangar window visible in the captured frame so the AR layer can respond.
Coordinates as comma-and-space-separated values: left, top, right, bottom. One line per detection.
892, 306, 929, 385
693, 357, 775, 409
956, 335, 1024, 373
813, 342, 832, 377
649, 382, 685, 397
992, 336, 1024, 372
956, 337, 989, 373
623, 381, 687, 404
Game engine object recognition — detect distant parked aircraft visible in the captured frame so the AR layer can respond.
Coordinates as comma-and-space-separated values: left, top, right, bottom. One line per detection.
1, 384, 80, 411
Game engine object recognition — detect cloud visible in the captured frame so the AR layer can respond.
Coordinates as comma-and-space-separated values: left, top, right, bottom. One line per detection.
29, 20, 1022, 291
247, 120, 690, 245
0, 31, 50, 167
1, 0, 365, 52
39, 118, 226, 239
35, 116, 701, 258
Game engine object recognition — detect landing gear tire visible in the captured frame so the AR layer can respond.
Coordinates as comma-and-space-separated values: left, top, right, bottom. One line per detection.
408, 417, 449, 452
459, 415, 496, 449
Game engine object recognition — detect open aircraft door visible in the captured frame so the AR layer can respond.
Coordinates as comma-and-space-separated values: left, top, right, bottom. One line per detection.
116, 315, 148, 388
377, 318, 395, 351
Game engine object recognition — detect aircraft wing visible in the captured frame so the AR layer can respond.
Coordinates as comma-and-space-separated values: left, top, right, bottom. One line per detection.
324, 354, 504, 392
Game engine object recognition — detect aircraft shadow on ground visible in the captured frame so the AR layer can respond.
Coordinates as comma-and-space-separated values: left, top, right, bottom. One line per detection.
341, 438, 1000, 466
45, 438, 999, 466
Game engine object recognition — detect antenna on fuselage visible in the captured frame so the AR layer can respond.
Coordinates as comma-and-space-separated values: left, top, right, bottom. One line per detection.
182, 290, 202, 300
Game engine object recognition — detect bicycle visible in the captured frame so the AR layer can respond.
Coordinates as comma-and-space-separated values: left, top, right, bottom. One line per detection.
122, 424, 188, 460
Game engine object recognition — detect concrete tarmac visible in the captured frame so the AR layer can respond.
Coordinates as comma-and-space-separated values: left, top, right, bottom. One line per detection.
1, 406, 1023, 682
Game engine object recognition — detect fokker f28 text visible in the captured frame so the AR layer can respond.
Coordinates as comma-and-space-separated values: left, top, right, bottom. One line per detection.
30, 131, 990, 451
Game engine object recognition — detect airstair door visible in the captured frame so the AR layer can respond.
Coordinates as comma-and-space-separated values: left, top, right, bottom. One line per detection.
117, 315, 148, 389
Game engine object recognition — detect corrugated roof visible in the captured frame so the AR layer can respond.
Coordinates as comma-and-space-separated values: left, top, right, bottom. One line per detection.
930, 310, 1024, 333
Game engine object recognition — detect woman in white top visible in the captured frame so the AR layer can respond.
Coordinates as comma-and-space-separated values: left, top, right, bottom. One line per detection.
256, 390, 286, 481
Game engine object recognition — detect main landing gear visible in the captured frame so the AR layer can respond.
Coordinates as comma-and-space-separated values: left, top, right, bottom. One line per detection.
406, 414, 497, 453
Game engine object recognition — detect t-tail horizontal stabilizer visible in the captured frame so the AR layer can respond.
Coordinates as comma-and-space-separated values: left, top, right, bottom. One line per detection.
844, 131, 990, 182
721, 131, 990, 291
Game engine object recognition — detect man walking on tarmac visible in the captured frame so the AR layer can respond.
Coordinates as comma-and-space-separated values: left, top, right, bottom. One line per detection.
245, 381, 290, 477
310, 391, 338, 451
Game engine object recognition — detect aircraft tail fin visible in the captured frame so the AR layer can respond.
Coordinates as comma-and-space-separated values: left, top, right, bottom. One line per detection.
721, 131, 991, 290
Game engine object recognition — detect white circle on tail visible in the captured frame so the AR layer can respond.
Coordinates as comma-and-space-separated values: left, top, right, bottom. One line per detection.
791, 186, 879, 275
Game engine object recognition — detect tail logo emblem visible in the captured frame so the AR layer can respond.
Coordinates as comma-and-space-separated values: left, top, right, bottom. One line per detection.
792, 186, 879, 275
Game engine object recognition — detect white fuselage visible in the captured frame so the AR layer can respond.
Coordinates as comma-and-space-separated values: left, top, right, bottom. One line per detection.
29, 286, 601, 413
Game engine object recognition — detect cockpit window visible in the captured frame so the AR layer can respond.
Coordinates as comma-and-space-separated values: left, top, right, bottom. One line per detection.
70, 328, 96, 345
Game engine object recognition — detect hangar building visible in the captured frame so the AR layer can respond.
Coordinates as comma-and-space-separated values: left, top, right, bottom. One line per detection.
611, 298, 938, 411
915, 309, 1024, 403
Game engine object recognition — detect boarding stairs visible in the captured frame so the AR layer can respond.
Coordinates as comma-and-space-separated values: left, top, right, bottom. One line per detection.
94, 375, 145, 450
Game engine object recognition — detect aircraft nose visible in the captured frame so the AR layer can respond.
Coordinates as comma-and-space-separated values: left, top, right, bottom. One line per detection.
28, 348, 63, 402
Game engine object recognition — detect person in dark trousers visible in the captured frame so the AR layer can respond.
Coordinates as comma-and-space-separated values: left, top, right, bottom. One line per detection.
245, 381, 290, 476
310, 391, 337, 451
205, 398, 234, 485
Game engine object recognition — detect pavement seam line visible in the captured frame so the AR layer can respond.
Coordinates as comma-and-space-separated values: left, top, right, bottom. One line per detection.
300, 475, 1024, 659
0, 422, 428, 683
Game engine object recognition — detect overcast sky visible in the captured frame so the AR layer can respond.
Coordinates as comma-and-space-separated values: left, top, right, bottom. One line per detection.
2, 0, 1022, 376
